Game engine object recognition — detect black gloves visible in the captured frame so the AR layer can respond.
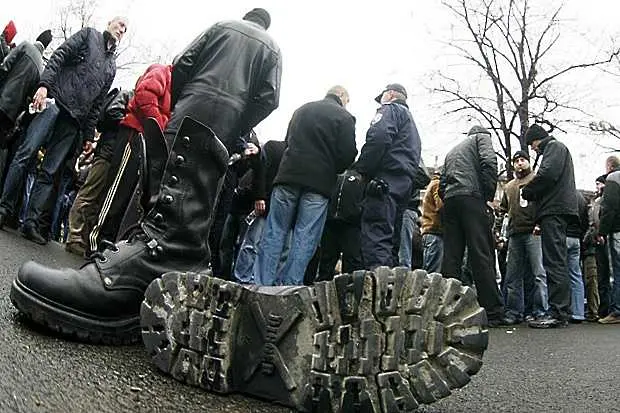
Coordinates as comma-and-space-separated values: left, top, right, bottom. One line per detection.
366, 178, 389, 198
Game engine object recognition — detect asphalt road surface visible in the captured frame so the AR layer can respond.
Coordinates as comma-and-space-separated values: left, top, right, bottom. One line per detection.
0, 228, 618, 413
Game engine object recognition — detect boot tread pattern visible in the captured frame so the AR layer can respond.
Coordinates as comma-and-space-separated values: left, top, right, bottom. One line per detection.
141, 267, 488, 413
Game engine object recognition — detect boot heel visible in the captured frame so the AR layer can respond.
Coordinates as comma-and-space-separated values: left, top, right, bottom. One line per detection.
141, 271, 243, 393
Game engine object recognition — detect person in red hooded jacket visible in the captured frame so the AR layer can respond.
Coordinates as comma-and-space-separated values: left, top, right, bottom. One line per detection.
0, 20, 17, 61
83, 63, 172, 256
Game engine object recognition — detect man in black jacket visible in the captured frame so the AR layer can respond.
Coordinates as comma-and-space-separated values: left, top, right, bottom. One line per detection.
598, 155, 620, 324
167, 8, 281, 149
256, 86, 357, 286
440, 125, 504, 325
355, 83, 421, 269
0, 17, 127, 243
522, 124, 578, 328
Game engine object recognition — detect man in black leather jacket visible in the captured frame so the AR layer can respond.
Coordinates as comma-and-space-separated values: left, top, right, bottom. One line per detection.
440, 125, 504, 326
166, 8, 281, 150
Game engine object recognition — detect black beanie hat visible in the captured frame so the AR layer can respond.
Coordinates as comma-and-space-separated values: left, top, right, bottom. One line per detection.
243, 8, 271, 29
512, 150, 530, 163
36, 29, 53, 49
524, 124, 548, 145
596, 174, 607, 184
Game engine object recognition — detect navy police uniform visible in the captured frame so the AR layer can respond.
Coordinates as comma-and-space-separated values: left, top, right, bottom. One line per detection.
355, 84, 421, 269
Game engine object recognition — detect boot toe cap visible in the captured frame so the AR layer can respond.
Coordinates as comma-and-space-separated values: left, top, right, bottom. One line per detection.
16, 261, 138, 319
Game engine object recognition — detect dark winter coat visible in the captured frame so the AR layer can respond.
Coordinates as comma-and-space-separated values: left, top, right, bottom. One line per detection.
0, 41, 44, 122
252, 139, 286, 204
39, 28, 117, 141
274, 94, 358, 198
599, 168, 620, 235
566, 191, 588, 239
521, 137, 578, 220
169, 20, 281, 145
355, 99, 421, 180
439, 126, 498, 202
94, 89, 133, 162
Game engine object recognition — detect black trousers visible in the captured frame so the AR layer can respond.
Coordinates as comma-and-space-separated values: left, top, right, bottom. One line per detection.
539, 215, 571, 321
316, 219, 362, 282
595, 243, 611, 317
441, 195, 504, 320
360, 175, 411, 269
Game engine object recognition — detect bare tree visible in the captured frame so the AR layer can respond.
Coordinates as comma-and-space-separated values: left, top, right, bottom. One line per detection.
434, 0, 619, 175
58, 0, 98, 41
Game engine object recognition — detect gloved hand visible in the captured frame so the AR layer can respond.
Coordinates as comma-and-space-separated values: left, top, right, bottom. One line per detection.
366, 178, 389, 198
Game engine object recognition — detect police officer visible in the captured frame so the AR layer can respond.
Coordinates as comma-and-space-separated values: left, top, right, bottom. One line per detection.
354, 83, 421, 269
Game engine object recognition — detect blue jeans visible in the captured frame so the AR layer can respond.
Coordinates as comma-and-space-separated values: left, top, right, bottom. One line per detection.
504, 233, 549, 319
25, 109, 80, 228
50, 166, 74, 241
19, 170, 36, 225
607, 233, 620, 315
422, 233, 443, 273
567, 237, 585, 320
234, 215, 266, 284
398, 209, 418, 268
0, 102, 59, 217
256, 184, 328, 286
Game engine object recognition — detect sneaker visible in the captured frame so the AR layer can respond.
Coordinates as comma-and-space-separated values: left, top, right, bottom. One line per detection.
528, 315, 568, 329
598, 314, 620, 324
141, 267, 489, 411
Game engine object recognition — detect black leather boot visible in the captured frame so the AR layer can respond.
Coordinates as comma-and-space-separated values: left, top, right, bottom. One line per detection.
141, 267, 489, 411
10, 117, 229, 344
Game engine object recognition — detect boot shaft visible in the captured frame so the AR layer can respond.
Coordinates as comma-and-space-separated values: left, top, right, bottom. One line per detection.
143, 117, 229, 261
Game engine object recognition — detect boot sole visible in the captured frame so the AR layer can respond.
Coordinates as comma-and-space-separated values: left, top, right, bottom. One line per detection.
141, 267, 488, 412
10, 279, 140, 345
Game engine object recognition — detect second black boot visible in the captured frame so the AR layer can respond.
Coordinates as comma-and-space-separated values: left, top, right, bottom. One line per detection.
10, 117, 229, 344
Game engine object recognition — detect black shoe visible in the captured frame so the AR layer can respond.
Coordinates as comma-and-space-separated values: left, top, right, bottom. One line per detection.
569, 318, 583, 324
528, 316, 568, 329
488, 316, 520, 328
141, 267, 490, 411
0, 212, 5, 230
21, 224, 48, 245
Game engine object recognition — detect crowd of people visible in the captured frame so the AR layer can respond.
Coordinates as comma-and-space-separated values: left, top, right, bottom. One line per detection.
0, 8, 619, 347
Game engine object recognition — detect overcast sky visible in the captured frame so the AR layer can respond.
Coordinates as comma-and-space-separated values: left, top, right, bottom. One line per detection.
6, 0, 620, 189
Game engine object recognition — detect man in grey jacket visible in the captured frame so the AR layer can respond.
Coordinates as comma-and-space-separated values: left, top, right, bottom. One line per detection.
439, 125, 504, 326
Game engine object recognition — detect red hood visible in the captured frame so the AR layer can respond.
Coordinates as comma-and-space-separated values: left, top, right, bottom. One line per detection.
3, 20, 16, 43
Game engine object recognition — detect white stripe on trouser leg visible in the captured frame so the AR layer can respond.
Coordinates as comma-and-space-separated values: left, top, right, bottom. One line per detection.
89, 141, 132, 252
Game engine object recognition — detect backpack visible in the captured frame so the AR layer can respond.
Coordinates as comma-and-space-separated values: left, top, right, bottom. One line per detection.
328, 169, 364, 224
